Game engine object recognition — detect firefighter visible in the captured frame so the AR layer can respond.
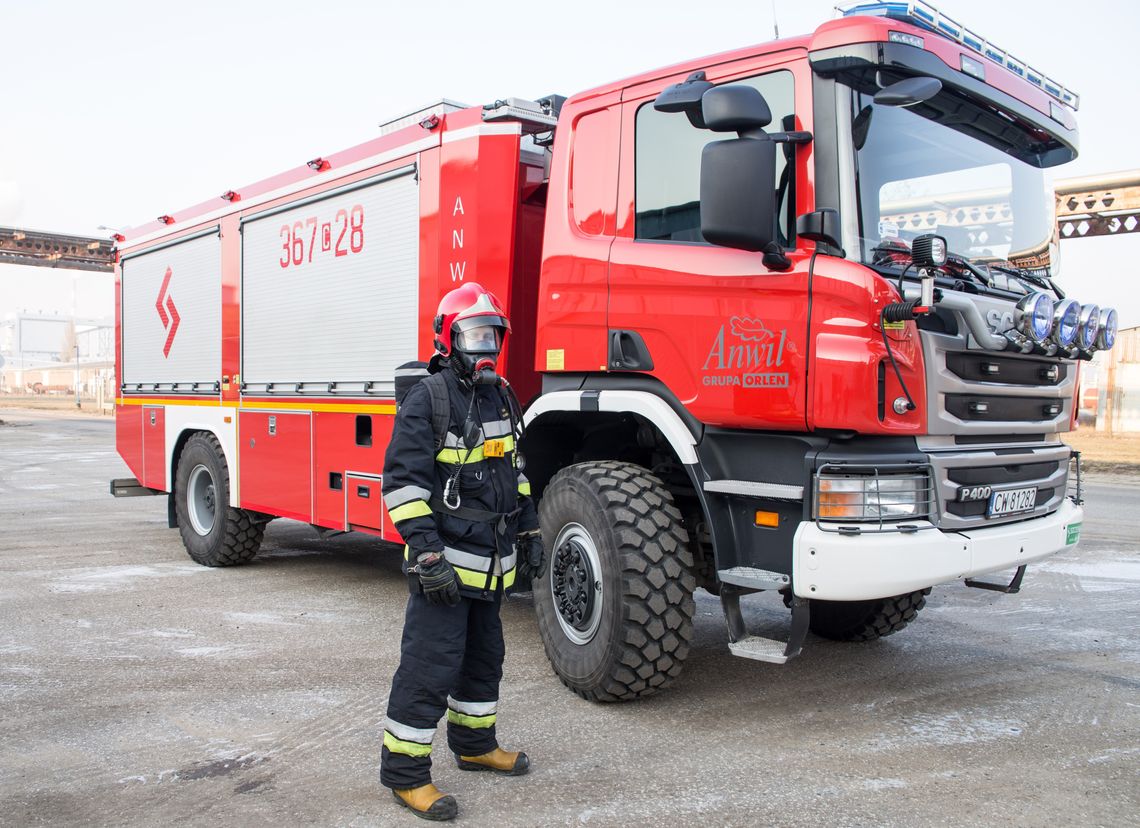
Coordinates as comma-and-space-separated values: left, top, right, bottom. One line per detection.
380, 282, 546, 821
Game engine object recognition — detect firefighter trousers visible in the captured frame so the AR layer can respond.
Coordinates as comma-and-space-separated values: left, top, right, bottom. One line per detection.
380, 590, 505, 790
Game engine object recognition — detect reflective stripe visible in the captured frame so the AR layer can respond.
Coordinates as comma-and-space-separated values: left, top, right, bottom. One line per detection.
384, 731, 433, 757
503, 567, 517, 589
500, 552, 517, 572
441, 419, 513, 449
384, 485, 433, 509
447, 709, 496, 729
517, 481, 531, 496
447, 696, 498, 716
435, 435, 515, 464
454, 567, 494, 589
442, 546, 493, 572
394, 366, 429, 378
384, 717, 436, 744
389, 499, 432, 523
482, 418, 514, 438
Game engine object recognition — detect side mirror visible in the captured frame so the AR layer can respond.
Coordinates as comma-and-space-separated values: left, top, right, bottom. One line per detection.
873, 76, 942, 107
700, 136, 777, 252
701, 85, 772, 133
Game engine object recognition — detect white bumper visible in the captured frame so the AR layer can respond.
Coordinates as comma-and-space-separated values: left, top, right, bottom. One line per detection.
792, 500, 1084, 601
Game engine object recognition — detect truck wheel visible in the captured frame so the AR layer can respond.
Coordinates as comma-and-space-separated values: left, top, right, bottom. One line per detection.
804, 588, 931, 642
535, 461, 695, 701
174, 432, 263, 567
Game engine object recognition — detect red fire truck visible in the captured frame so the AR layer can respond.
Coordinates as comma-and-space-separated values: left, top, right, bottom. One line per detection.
112, 2, 1118, 701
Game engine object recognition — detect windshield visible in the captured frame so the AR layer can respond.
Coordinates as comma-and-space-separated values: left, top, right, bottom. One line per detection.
846, 85, 1057, 291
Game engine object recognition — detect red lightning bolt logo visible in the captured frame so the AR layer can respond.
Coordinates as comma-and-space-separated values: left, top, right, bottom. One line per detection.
155, 267, 180, 358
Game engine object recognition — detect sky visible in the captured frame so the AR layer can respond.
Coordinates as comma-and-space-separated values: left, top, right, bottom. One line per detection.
1, 0, 1138, 327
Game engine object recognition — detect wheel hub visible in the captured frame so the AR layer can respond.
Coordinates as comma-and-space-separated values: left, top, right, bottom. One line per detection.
187, 464, 217, 537
550, 523, 603, 645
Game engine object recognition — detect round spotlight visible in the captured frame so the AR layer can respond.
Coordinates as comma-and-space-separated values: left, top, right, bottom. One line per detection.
1077, 304, 1100, 350
1016, 292, 1055, 343
1051, 299, 1081, 346
1097, 307, 1118, 350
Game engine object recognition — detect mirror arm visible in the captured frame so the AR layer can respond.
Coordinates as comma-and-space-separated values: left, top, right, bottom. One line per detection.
770, 130, 813, 144
762, 241, 793, 272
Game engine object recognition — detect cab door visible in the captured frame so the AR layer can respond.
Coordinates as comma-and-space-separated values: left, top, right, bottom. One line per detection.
608, 52, 814, 430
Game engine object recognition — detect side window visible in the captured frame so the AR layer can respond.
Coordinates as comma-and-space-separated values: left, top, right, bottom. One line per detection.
635, 70, 795, 244
570, 107, 619, 236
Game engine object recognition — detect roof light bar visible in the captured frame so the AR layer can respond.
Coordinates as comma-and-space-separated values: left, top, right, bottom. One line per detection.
836, 1, 1080, 110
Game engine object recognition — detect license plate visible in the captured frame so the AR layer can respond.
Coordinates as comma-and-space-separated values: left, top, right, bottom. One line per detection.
987, 486, 1037, 517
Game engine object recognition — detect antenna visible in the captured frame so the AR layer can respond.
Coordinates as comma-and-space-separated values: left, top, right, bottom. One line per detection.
772, 0, 780, 38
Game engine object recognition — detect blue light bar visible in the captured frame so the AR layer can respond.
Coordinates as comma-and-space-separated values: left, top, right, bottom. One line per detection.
836, 1, 1080, 110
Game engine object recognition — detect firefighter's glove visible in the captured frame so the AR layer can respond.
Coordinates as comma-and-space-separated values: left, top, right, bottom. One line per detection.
516, 530, 547, 581
412, 552, 461, 607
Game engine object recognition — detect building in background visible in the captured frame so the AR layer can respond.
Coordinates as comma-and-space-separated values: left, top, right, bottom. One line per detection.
0, 311, 113, 399
1079, 325, 1140, 433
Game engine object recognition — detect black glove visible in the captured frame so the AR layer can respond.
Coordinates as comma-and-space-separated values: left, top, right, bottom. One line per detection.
411, 552, 461, 607
515, 530, 547, 581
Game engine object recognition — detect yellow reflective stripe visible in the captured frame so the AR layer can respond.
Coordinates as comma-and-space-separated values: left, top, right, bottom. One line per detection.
384, 731, 433, 757
517, 481, 531, 496
454, 567, 495, 589
503, 567, 517, 589
435, 435, 515, 464
389, 499, 431, 523
447, 709, 496, 729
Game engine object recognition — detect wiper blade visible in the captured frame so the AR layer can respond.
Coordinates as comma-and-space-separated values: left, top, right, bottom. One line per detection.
987, 263, 1064, 299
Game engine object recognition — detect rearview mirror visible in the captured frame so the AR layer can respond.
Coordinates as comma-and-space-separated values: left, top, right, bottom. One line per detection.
701, 85, 772, 133
700, 136, 777, 252
873, 76, 942, 107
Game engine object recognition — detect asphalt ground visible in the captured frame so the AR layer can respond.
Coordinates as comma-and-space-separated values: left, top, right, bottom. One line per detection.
0, 410, 1137, 827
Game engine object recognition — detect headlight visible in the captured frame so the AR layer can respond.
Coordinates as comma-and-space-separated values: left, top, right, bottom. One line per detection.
1098, 307, 1118, 350
1016, 292, 1054, 343
1077, 303, 1100, 350
1051, 299, 1080, 347
815, 473, 931, 522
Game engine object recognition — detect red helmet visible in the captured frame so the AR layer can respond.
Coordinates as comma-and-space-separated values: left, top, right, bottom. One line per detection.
433, 282, 511, 357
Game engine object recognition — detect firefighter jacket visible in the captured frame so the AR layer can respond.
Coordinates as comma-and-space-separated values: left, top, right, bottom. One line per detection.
382, 365, 538, 600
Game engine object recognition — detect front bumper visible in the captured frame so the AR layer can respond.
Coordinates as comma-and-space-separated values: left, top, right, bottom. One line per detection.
792, 499, 1083, 601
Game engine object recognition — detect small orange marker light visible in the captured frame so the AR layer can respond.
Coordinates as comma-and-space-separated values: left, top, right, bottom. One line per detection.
224, 416, 232, 423
754, 510, 779, 528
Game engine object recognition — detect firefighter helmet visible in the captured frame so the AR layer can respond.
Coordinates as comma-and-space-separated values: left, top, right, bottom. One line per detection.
433, 282, 511, 358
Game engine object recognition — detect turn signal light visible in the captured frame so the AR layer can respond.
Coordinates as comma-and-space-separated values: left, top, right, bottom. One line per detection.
754, 510, 780, 528
817, 487, 860, 519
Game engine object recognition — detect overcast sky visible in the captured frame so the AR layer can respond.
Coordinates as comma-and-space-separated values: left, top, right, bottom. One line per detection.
1, 0, 1137, 325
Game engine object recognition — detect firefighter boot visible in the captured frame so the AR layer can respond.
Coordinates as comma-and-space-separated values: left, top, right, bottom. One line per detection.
391, 783, 458, 821
455, 747, 530, 776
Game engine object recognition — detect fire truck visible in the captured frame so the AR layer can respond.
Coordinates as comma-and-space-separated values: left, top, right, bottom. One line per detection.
112, 2, 1119, 701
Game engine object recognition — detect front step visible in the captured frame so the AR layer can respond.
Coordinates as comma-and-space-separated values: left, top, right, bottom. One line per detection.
719, 580, 810, 665
728, 635, 793, 664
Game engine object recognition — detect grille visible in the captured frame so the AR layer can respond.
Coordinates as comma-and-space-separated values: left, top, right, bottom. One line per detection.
945, 353, 1067, 386
922, 441, 1072, 531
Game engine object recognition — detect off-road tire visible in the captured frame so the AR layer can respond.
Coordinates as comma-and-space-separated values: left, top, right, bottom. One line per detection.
535, 461, 695, 702
174, 432, 263, 566
801, 588, 931, 641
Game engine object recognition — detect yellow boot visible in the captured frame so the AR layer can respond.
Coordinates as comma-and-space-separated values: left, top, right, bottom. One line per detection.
391, 783, 458, 821
455, 747, 529, 776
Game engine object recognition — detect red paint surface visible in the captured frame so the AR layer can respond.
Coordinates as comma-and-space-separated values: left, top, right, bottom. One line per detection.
116, 404, 143, 482
346, 474, 383, 532
141, 406, 166, 490
311, 411, 391, 531
239, 411, 312, 522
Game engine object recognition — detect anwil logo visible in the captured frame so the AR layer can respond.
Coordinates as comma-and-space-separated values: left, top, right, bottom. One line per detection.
155, 267, 180, 358
701, 316, 789, 388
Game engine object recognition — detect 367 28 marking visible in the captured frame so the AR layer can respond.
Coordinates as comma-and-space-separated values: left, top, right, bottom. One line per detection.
279, 204, 364, 268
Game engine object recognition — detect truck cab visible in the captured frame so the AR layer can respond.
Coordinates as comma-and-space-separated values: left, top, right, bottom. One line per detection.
521, 2, 1116, 700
